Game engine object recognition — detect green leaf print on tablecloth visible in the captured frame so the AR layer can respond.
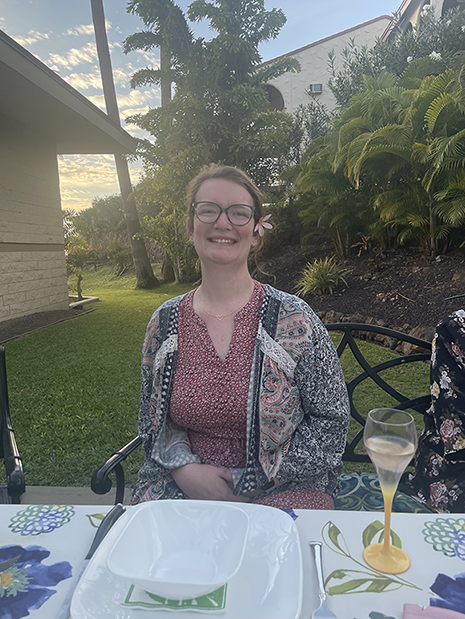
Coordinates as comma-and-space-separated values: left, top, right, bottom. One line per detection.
322, 521, 422, 595
122, 583, 227, 611
86, 512, 107, 528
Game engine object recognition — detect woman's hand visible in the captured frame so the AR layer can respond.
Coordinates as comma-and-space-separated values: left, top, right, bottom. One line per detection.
171, 463, 249, 502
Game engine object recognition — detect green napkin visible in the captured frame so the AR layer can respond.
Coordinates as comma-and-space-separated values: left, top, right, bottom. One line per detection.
122, 584, 227, 612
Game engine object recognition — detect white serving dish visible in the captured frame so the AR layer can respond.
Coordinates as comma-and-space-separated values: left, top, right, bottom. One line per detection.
106, 500, 249, 600
71, 501, 303, 619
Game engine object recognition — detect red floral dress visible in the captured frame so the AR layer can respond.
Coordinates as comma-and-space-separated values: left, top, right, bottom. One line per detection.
169, 282, 333, 510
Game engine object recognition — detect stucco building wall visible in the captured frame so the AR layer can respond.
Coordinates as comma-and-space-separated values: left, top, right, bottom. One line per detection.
0, 115, 69, 322
265, 16, 392, 114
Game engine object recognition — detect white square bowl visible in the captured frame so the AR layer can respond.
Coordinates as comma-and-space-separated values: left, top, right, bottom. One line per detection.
106, 500, 250, 600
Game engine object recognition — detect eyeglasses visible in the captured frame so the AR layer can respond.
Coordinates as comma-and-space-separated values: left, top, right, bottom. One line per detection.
193, 201, 255, 226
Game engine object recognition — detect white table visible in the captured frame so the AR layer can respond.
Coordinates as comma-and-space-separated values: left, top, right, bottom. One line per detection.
1, 503, 464, 618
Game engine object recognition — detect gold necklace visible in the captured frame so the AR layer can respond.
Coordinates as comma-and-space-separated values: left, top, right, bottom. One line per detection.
197, 292, 252, 321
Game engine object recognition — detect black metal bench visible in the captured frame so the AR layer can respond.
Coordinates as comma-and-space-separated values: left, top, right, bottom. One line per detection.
0, 346, 25, 503
91, 323, 432, 508
325, 323, 432, 464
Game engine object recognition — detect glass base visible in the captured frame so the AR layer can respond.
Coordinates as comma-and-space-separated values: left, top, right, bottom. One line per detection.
363, 543, 411, 574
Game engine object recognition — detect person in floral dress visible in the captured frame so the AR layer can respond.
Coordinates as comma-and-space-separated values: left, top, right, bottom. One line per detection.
407, 309, 465, 512
131, 164, 350, 509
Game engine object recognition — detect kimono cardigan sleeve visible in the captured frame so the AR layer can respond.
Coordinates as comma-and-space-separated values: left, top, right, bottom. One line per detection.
252, 294, 349, 499
138, 301, 200, 474
276, 316, 350, 497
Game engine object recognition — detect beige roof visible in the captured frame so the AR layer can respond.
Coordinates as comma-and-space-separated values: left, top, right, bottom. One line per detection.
0, 30, 136, 155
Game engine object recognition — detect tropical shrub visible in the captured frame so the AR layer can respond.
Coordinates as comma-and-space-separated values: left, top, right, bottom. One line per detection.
295, 256, 351, 297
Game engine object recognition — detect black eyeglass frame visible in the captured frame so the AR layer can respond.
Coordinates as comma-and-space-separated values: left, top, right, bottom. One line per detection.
193, 201, 255, 226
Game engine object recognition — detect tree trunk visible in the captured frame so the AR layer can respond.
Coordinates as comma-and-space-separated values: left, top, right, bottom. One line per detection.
160, 46, 172, 106
161, 251, 175, 282
90, 0, 158, 288
114, 156, 159, 287
77, 273, 83, 301
429, 197, 437, 257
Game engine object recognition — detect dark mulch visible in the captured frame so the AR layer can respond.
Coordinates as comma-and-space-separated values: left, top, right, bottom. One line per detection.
0, 308, 95, 345
258, 245, 465, 331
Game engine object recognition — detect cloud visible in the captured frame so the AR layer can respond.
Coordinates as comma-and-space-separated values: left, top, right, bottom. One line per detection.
63, 65, 134, 92
135, 49, 160, 67
13, 29, 50, 46
64, 71, 103, 91
113, 66, 134, 87
58, 154, 119, 210
58, 154, 142, 211
65, 20, 111, 36
88, 89, 156, 111
47, 42, 98, 71
46, 40, 121, 72
59, 154, 117, 185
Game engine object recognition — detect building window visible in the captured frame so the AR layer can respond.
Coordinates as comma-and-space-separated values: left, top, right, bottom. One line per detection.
262, 85, 285, 111
308, 83, 323, 94
442, 0, 460, 16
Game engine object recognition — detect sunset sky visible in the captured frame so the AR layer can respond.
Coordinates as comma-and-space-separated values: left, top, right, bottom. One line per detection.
0, 0, 401, 211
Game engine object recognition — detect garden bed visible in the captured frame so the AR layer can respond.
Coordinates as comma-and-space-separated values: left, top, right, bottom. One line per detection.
262, 246, 465, 331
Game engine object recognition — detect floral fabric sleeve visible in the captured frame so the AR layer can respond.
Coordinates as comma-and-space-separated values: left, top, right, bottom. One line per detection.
277, 315, 350, 498
407, 309, 465, 512
430, 311, 465, 458
254, 292, 350, 500
132, 297, 199, 504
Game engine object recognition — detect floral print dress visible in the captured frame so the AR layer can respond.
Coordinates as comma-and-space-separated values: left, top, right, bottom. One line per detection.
407, 310, 465, 512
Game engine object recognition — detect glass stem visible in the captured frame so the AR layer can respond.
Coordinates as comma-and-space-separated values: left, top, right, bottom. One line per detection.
383, 493, 394, 552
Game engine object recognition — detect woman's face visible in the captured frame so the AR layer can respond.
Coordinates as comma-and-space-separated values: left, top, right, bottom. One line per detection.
189, 178, 258, 269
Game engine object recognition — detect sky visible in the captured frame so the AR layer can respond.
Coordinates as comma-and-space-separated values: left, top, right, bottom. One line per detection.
0, 0, 402, 211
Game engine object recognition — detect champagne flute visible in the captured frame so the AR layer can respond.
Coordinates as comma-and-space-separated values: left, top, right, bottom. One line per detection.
363, 408, 417, 574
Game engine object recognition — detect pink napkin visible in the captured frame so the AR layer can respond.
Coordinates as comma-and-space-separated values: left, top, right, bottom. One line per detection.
403, 604, 465, 618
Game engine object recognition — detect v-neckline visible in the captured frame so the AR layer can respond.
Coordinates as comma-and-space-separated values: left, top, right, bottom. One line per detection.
188, 282, 259, 363
193, 304, 237, 363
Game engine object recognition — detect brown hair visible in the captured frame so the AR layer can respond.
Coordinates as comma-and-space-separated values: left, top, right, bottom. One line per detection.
185, 164, 265, 234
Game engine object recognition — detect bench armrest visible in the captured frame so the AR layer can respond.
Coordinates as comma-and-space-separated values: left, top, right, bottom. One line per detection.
91, 436, 142, 504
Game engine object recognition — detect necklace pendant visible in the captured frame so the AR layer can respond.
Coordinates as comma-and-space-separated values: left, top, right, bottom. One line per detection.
215, 315, 225, 321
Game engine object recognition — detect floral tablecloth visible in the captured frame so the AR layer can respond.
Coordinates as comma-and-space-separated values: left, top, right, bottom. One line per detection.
1, 504, 464, 619
296, 509, 465, 619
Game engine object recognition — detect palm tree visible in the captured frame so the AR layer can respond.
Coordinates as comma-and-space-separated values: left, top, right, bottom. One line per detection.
125, 0, 193, 105
330, 60, 465, 254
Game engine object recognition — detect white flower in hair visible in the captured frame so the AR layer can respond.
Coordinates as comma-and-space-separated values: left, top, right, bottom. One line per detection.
254, 214, 272, 237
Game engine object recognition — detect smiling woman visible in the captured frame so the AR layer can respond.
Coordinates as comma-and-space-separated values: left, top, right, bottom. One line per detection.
131, 164, 350, 510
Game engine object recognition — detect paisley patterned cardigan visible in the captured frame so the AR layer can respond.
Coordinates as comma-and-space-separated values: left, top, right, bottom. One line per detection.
132, 285, 350, 504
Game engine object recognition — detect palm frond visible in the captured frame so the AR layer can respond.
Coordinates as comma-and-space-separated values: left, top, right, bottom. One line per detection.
424, 92, 457, 133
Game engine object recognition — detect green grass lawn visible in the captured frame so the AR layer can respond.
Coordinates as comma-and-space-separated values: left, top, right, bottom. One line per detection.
5, 266, 192, 487
4, 267, 431, 488
333, 334, 430, 475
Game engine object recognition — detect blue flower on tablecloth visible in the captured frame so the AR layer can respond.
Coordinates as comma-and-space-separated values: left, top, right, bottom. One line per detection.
281, 508, 298, 520
422, 518, 465, 560
430, 572, 465, 613
0, 544, 72, 619
352, 612, 395, 618
9, 505, 75, 536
